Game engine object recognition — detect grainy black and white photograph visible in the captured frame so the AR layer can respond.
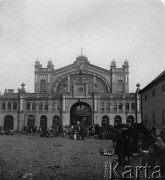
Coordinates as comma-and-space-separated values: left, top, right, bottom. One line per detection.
0, 0, 165, 179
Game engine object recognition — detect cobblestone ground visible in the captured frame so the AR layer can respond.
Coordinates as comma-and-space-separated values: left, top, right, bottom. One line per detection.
0, 133, 143, 180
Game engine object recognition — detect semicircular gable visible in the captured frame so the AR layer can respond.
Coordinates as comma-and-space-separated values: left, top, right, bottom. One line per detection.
56, 77, 68, 92
52, 73, 109, 93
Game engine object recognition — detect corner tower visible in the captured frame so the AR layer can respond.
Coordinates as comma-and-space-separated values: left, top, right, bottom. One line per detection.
34, 59, 54, 93
110, 59, 129, 94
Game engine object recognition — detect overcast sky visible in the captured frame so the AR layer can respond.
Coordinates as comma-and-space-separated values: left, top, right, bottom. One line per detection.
0, 0, 165, 93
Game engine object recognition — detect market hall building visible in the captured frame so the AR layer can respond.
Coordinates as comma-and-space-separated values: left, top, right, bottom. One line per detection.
0, 54, 141, 131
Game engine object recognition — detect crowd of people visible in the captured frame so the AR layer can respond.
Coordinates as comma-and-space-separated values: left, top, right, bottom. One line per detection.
19, 121, 165, 175
110, 123, 165, 175
142, 126, 165, 175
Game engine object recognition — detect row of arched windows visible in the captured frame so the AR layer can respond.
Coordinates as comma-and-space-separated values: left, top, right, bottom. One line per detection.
109, 103, 135, 112
39, 115, 60, 129
26, 102, 59, 111
101, 115, 135, 125
100, 102, 135, 112
26, 115, 60, 130
3, 114, 135, 131
3, 115, 61, 131
1, 102, 17, 111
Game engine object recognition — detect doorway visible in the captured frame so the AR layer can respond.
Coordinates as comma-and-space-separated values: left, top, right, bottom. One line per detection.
70, 102, 92, 127
27, 115, 35, 131
40, 115, 47, 130
102, 115, 109, 132
4, 115, 14, 131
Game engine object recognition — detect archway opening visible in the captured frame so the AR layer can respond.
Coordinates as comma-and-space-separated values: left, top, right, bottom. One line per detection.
70, 102, 92, 127
114, 115, 122, 125
52, 115, 60, 127
102, 115, 109, 133
27, 115, 35, 131
127, 115, 134, 125
4, 115, 14, 131
40, 115, 47, 130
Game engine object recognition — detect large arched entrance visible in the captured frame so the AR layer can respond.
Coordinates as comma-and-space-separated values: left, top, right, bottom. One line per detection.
102, 115, 109, 133
52, 115, 60, 127
114, 115, 122, 125
70, 102, 92, 127
27, 115, 35, 131
40, 115, 47, 130
4, 115, 14, 131
127, 115, 134, 125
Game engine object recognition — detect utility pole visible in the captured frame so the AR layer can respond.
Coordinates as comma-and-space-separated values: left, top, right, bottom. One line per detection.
135, 83, 140, 124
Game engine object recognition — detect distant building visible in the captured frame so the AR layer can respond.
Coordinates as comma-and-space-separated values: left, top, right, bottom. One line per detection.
0, 54, 141, 131
140, 71, 165, 134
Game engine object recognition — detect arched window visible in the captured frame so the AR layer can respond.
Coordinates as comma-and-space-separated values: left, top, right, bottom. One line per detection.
102, 115, 109, 125
113, 104, 117, 112
125, 103, 129, 111
2, 102, 6, 110
8, 103, 11, 111
32, 102, 36, 111
51, 102, 55, 111
114, 115, 122, 125
40, 80, 46, 93
106, 104, 110, 112
39, 103, 43, 111
102, 115, 109, 133
45, 103, 48, 111
26, 102, 30, 111
100, 102, 104, 112
4, 115, 14, 130
13, 102, 17, 110
27, 115, 35, 131
127, 115, 134, 124
131, 103, 135, 112
117, 80, 124, 92
118, 103, 122, 112
52, 115, 60, 127
40, 115, 47, 130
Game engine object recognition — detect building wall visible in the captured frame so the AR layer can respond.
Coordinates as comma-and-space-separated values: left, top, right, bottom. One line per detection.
141, 79, 165, 133
0, 112, 18, 131
34, 58, 129, 95
0, 93, 137, 131
0, 57, 141, 131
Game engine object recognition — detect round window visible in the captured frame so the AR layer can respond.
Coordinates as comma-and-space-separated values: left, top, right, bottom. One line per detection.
78, 87, 83, 93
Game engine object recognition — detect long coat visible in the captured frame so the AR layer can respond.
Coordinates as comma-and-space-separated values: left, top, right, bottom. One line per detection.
115, 129, 125, 156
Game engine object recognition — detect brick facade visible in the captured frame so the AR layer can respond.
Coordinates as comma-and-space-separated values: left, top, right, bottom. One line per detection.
0, 55, 141, 131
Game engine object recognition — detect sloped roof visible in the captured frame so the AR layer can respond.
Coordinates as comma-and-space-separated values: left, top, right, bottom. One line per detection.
53, 55, 110, 75
140, 70, 165, 93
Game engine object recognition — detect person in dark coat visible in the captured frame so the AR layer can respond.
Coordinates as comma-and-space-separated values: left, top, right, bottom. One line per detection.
111, 125, 119, 147
142, 128, 155, 151
141, 127, 157, 168
154, 136, 165, 175
129, 125, 140, 155
115, 128, 125, 164
115, 126, 136, 163
123, 128, 134, 161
